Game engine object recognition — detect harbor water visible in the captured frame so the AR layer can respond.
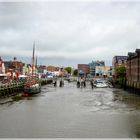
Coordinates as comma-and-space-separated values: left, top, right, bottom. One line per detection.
0, 80, 140, 138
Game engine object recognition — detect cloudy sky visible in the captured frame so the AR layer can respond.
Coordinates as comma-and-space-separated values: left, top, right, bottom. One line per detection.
0, 0, 140, 67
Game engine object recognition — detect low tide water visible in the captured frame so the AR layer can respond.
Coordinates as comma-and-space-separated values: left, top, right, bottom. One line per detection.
0, 81, 140, 138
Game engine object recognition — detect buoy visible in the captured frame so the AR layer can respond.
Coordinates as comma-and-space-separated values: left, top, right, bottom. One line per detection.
22, 93, 29, 97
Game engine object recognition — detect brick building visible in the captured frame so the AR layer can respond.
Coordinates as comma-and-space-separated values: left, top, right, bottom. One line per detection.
47, 65, 65, 76
78, 64, 90, 77
47, 65, 59, 72
112, 56, 127, 80
4, 57, 24, 74
126, 49, 140, 83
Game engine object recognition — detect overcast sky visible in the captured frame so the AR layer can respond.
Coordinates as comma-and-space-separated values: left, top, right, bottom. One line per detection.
0, 0, 140, 67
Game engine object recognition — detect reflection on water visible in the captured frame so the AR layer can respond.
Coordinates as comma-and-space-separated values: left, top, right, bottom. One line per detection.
0, 82, 140, 138
112, 89, 140, 111
113, 90, 140, 106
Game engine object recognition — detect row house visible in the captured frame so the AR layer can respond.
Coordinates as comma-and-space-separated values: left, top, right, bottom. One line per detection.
47, 65, 66, 76
126, 49, 140, 84
0, 56, 33, 76
11, 57, 24, 74
47, 65, 59, 72
0, 57, 5, 74
4, 57, 25, 74
38, 65, 47, 74
112, 56, 127, 80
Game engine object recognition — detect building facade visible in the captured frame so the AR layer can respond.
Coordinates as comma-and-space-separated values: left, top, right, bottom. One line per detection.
88, 60, 105, 76
112, 56, 127, 80
4, 57, 25, 76
126, 49, 140, 83
78, 64, 90, 77
95, 66, 111, 77
38, 65, 47, 74
0, 57, 5, 74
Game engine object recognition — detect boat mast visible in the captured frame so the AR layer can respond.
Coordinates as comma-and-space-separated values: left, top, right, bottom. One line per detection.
32, 42, 35, 76
35, 55, 37, 74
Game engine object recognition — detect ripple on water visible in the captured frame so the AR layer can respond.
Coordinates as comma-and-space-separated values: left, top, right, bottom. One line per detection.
81, 96, 140, 115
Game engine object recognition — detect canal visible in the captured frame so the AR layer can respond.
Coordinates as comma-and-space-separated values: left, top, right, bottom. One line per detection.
0, 80, 140, 138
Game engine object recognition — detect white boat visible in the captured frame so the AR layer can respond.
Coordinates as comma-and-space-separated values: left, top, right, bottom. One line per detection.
95, 81, 108, 88
94, 79, 109, 88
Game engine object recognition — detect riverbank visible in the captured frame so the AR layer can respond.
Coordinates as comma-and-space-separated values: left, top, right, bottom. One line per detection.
0, 78, 53, 98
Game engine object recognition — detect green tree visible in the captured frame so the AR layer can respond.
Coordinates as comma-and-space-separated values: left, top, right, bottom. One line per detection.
73, 69, 78, 76
116, 66, 126, 86
65, 67, 72, 74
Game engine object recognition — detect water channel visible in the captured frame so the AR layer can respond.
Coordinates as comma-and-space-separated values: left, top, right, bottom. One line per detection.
0, 80, 140, 138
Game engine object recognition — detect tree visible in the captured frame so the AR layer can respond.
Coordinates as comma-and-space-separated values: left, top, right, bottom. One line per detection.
116, 66, 126, 86
64, 67, 72, 74
116, 66, 126, 77
73, 69, 78, 76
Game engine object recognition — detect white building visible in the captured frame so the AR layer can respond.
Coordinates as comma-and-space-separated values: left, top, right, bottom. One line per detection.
95, 66, 111, 77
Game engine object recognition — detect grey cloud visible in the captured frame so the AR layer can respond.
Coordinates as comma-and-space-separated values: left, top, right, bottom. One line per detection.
0, 1, 140, 67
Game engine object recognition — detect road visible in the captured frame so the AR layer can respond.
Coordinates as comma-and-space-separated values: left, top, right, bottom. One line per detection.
0, 80, 140, 138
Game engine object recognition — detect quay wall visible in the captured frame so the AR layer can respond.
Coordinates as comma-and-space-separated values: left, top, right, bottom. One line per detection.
0, 78, 53, 98
125, 81, 140, 94
40, 78, 53, 85
0, 81, 25, 98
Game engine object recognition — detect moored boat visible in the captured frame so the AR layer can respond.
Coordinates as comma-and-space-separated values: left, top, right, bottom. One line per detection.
94, 79, 109, 88
24, 75, 41, 95
95, 81, 108, 88
23, 43, 41, 95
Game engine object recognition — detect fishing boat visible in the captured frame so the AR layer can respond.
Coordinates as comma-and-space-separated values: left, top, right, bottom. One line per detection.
24, 75, 41, 95
23, 43, 41, 95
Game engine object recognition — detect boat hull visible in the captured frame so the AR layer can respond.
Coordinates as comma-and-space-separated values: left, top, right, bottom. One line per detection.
95, 83, 108, 88
24, 84, 41, 95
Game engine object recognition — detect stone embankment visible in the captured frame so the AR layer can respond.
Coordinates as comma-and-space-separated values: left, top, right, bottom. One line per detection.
0, 78, 53, 98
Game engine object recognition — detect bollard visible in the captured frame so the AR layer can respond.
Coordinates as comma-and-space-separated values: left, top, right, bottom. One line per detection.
77, 81, 80, 88
15, 82, 18, 94
7, 84, 11, 97
83, 81, 86, 88
0, 86, 1, 98
90, 80, 94, 89
2, 85, 5, 97
17, 82, 20, 94
59, 80, 62, 87
6, 85, 8, 96
3, 85, 6, 97
11, 83, 14, 94
53, 81, 57, 87
13, 83, 16, 94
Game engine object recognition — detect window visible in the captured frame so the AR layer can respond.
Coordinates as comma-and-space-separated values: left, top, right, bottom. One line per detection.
118, 60, 122, 64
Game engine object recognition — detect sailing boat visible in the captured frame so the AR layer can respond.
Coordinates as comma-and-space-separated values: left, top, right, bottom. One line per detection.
24, 43, 41, 95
